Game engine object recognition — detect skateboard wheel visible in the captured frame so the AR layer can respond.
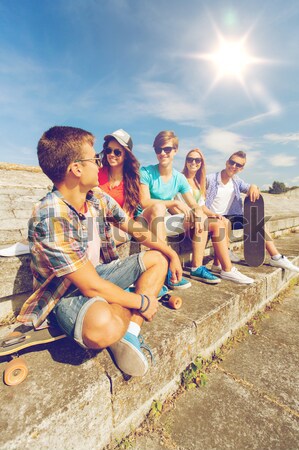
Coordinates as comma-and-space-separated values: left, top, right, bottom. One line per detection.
168, 296, 182, 310
4, 358, 28, 386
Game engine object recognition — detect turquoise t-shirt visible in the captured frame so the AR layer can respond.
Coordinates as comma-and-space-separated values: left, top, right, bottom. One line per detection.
140, 164, 191, 200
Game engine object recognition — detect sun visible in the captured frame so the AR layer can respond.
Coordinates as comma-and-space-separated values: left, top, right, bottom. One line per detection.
211, 40, 251, 78
189, 33, 265, 92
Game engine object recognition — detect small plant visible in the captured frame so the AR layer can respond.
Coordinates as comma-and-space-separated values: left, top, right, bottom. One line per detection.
181, 356, 208, 390
115, 437, 133, 450
149, 399, 163, 418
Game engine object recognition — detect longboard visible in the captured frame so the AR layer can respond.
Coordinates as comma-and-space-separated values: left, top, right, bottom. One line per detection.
0, 324, 66, 386
243, 195, 265, 267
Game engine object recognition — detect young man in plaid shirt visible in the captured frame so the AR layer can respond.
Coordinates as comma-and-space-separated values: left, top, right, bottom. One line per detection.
17, 126, 182, 377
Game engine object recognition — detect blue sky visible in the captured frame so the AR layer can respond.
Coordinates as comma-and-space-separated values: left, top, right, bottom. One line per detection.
1, 0, 299, 188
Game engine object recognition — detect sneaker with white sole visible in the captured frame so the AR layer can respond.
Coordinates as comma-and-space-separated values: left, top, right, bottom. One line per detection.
165, 270, 191, 290
190, 266, 221, 284
229, 249, 241, 263
210, 264, 222, 274
0, 242, 30, 257
269, 255, 299, 272
220, 266, 254, 284
109, 332, 153, 377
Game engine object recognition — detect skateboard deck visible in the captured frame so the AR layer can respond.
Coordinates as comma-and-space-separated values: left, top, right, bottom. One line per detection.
0, 324, 66, 385
243, 195, 265, 267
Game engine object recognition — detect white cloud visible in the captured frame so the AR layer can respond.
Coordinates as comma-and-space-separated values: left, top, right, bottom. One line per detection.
268, 153, 297, 167
126, 81, 205, 125
202, 128, 251, 153
264, 133, 299, 144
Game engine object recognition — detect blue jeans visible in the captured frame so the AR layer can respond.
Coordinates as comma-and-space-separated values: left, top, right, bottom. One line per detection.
49, 252, 146, 347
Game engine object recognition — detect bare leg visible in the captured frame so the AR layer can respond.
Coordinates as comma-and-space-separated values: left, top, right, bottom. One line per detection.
141, 204, 168, 243
190, 216, 209, 267
208, 219, 232, 271
265, 224, 279, 257
82, 301, 132, 349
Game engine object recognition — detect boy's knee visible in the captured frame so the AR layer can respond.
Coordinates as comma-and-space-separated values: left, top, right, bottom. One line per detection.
82, 304, 122, 349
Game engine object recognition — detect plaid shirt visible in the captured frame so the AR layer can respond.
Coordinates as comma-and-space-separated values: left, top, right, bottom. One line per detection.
17, 187, 126, 329
205, 172, 250, 215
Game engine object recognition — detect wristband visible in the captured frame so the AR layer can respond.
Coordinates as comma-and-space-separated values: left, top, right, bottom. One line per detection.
139, 294, 151, 313
138, 294, 144, 312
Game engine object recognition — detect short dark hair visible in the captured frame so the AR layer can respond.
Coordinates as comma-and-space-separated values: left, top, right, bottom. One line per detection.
229, 150, 247, 160
37, 126, 95, 183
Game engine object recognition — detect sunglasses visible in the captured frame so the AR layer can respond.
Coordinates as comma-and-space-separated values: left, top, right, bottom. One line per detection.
186, 157, 202, 164
75, 153, 101, 167
105, 147, 123, 157
228, 159, 244, 169
154, 146, 174, 155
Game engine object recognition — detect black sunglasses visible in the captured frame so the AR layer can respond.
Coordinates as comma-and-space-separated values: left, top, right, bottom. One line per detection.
186, 157, 202, 164
154, 146, 174, 155
228, 159, 244, 169
75, 153, 101, 167
105, 147, 123, 157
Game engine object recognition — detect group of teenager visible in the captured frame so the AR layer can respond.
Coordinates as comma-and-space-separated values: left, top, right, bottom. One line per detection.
2, 126, 298, 378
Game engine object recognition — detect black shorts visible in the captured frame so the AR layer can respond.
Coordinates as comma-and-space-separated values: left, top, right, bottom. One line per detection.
224, 214, 244, 230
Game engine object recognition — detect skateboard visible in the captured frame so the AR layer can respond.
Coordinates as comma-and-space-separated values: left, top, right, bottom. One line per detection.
0, 324, 66, 386
159, 293, 182, 310
243, 195, 265, 267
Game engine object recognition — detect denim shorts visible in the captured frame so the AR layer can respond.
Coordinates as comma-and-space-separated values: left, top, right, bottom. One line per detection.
224, 214, 244, 230
50, 252, 146, 348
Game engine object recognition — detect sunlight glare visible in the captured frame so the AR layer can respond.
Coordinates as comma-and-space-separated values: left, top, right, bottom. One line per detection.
212, 41, 250, 77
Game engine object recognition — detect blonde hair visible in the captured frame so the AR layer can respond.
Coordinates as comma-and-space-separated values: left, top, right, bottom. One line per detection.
182, 148, 206, 198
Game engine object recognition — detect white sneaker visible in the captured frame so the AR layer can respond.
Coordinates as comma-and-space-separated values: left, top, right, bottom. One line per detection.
269, 255, 299, 272
229, 249, 241, 263
211, 264, 222, 274
0, 242, 30, 257
220, 266, 254, 284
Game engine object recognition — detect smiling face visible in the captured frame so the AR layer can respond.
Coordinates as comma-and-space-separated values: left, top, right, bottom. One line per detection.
225, 155, 246, 178
185, 150, 203, 176
155, 139, 177, 167
104, 138, 126, 169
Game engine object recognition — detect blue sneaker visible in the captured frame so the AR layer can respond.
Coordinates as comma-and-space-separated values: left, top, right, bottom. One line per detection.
165, 270, 191, 290
190, 266, 221, 284
125, 285, 169, 297
109, 332, 153, 377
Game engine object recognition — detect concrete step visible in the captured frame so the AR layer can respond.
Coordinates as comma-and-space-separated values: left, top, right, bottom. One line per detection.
1, 215, 298, 324
0, 232, 298, 450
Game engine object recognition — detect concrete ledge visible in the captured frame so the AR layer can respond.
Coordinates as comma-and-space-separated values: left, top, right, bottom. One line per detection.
1, 216, 299, 324
0, 232, 298, 450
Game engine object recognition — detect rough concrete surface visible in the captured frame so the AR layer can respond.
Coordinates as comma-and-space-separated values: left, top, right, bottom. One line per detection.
131, 285, 299, 450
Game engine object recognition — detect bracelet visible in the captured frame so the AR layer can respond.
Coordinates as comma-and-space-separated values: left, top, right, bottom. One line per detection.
138, 294, 151, 313
138, 294, 144, 312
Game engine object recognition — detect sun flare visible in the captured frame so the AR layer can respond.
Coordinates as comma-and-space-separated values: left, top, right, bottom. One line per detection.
211, 40, 251, 78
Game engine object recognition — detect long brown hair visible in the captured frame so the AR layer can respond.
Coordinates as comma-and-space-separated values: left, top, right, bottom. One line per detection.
182, 148, 206, 198
101, 138, 140, 216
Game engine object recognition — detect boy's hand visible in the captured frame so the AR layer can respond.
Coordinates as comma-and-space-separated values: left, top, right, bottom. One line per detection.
139, 295, 159, 321
168, 252, 183, 284
248, 185, 260, 202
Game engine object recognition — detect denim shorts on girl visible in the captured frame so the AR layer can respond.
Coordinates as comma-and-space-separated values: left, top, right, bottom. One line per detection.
49, 252, 146, 347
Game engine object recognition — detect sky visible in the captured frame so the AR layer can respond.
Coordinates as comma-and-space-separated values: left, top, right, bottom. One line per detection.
1, 0, 299, 189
